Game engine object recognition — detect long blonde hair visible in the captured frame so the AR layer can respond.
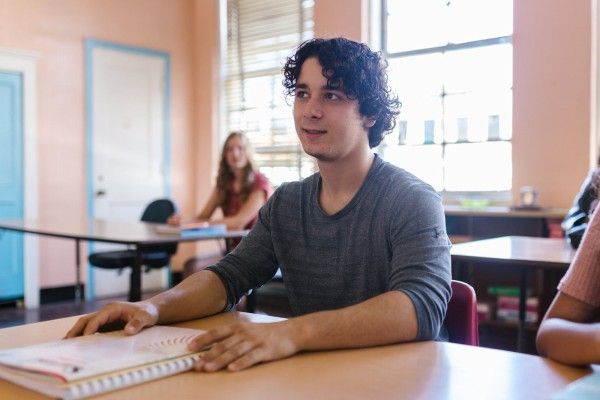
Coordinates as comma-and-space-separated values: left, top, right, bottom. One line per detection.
216, 132, 257, 205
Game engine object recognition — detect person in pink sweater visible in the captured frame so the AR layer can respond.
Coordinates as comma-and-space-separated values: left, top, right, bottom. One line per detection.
536, 206, 600, 366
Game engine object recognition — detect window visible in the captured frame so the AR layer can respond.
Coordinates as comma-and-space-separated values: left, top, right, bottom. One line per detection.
225, 0, 314, 186
380, 0, 513, 194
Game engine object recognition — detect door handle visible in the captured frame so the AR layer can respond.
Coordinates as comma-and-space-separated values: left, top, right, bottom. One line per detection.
95, 189, 106, 197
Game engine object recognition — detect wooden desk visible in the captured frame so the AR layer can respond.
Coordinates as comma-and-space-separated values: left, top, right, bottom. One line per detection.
444, 206, 568, 219
0, 219, 248, 303
445, 206, 568, 241
0, 312, 590, 400
451, 236, 576, 351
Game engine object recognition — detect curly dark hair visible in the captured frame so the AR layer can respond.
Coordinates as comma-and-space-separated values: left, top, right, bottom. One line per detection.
283, 37, 400, 148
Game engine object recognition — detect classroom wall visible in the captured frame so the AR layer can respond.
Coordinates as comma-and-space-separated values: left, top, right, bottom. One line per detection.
314, 0, 368, 41
512, 0, 593, 208
0, 0, 595, 291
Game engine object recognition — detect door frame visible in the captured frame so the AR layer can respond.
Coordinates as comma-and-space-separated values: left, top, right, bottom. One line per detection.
84, 39, 172, 299
594, 0, 600, 167
0, 48, 39, 308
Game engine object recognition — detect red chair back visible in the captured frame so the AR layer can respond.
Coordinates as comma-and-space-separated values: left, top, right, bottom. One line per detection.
444, 280, 479, 346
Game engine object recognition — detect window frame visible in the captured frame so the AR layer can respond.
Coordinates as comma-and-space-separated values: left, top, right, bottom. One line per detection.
379, 0, 514, 204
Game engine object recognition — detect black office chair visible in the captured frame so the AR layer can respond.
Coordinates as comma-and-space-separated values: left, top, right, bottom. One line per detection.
88, 199, 178, 300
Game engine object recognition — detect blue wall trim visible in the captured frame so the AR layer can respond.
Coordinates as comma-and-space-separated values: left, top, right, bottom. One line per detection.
84, 38, 172, 300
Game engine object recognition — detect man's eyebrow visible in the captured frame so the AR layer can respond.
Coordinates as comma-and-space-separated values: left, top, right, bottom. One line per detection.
294, 82, 346, 93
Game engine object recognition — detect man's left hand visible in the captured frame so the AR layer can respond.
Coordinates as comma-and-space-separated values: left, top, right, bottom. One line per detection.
188, 321, 300, 372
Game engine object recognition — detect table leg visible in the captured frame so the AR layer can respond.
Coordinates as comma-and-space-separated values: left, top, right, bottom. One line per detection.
75, 239, 83, 303
455, 260, 467, 282
246, 290, 256, 313
538, 269, 560, 320
517, 268, 529, 352
129, 248, 142, 302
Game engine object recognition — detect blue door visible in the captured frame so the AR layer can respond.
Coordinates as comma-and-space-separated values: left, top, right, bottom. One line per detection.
0, 71, 24, 300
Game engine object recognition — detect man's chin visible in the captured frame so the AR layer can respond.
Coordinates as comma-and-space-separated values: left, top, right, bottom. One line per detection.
303, 149, 335, 162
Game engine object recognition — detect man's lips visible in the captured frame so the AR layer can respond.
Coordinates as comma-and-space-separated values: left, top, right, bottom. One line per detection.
303, 128, 327, 135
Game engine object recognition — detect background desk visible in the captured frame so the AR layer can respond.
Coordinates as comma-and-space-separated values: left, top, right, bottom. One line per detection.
0, 312, 590, 400
451, 236, 575, 352
445, 206, 567, 242
0, 219, 248, 304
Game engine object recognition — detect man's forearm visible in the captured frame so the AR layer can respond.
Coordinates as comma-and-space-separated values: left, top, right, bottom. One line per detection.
289, 291, 419, 351
147, 270, 228, 324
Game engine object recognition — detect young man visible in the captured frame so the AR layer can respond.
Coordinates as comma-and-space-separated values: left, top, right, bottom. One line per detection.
66, 38, 451, 372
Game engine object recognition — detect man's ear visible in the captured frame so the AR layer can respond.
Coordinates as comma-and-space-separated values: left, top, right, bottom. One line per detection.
363, 117, 376, 128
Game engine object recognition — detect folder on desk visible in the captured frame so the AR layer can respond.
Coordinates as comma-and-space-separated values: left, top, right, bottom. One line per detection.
154, 223, 227, 237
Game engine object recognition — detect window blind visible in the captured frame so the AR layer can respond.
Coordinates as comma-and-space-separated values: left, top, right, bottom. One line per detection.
226, 0, 314, 186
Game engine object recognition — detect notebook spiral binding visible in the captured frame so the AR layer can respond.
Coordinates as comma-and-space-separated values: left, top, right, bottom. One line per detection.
65, 354, 202, 400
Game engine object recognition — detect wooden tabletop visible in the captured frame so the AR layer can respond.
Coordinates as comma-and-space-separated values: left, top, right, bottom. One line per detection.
444, 205, 568, 218
0, 219, 248, 246
0, 312, 590, 400
450, 236, 576, 269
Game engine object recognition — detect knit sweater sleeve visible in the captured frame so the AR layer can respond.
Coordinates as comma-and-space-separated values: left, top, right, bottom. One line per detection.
387, 181, 452, 340
558, 209, 600, 307
207, 189, 280, 310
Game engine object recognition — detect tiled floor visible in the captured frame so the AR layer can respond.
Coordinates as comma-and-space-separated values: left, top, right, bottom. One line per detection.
0, 295, 137, 329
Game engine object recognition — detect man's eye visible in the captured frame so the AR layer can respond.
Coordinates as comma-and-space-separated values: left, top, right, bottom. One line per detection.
295, 90, 308, 98
324, 92, 340, 100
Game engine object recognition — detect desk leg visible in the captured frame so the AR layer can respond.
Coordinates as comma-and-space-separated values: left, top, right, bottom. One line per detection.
75, 239, 83, 303
539, 269, 560, 319
454, 260, 468, 282
129, 248, 142, 302
246, 290, 256, 313
517, 268, 529, 352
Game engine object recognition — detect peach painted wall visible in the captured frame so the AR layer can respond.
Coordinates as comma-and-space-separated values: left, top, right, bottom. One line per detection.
0, 0, 211, 288
314, 0, 369, 41
191, 0, 221, 226
512, 0, 593, 208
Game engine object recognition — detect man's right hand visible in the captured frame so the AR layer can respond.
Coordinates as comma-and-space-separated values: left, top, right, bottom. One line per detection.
64, 301, 159, 338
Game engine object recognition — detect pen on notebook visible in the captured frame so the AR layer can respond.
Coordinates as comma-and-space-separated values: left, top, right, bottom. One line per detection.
37, 358, 83, 373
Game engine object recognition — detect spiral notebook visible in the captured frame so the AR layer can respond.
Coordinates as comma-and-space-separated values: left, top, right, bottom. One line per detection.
0, 325, 206, 399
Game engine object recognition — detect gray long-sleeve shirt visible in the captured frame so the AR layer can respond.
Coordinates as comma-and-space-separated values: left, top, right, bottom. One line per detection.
208, 155, 452, 340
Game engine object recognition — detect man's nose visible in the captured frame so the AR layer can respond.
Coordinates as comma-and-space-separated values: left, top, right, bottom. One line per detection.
304, 97, 323, 119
